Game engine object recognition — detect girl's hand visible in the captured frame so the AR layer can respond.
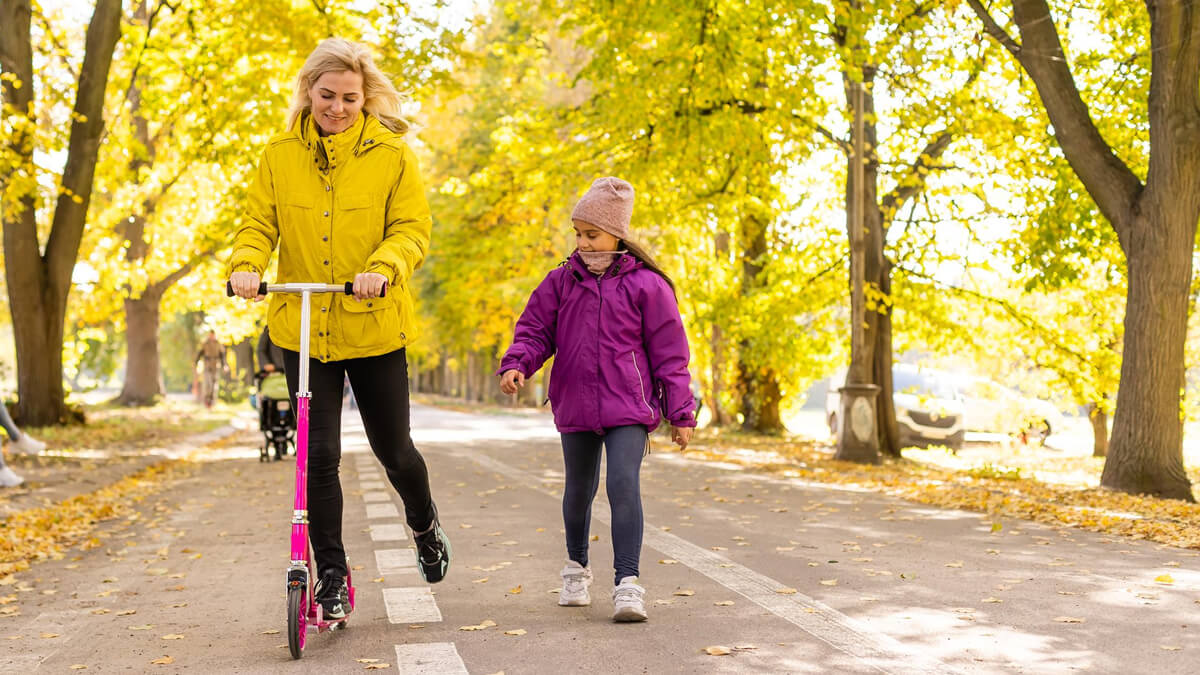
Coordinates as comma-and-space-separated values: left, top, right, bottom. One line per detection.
499, 369, 526, 396
230, 271, 265, 301
671, 425, 693, 451
353, 272, 389, 300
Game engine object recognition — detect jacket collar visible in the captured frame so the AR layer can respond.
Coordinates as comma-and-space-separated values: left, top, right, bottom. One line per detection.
566, 250, 642, 281
293, 111, 392, 160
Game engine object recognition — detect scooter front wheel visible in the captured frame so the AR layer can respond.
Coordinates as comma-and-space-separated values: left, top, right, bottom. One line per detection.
287, 585, 306, 659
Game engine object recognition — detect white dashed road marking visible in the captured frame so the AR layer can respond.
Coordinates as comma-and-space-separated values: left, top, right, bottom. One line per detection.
366, 503, 400, 519
360, 480, 387, 491
382, 587, 442, 623
394, 643, 470, 674
363, 491, 391, 502
375, 548, 419, 576
369, 524, 409, 542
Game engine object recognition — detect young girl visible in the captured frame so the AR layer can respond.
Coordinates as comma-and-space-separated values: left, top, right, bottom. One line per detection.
498, 177, 696, 622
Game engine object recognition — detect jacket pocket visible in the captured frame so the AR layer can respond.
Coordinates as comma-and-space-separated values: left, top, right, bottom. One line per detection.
339, 192, 374, 210
629, 352, 654, 415
339, 294, 400, 347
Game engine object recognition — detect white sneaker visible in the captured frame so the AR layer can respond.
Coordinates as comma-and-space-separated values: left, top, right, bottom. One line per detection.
0, 465, 24, 488
558, 560, 593, 606
11, 434, 45, 455
612, 576, 647, 622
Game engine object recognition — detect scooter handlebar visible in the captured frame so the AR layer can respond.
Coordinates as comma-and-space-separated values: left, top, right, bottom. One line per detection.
226, 280, 386, 298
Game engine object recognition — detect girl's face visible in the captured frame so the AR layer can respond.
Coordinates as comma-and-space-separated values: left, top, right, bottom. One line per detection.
309, 70, 364, 136
573, 219, 619, 252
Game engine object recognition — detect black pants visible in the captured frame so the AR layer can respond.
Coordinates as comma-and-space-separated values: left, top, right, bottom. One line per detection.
561, 425, 647, 585
282, 348, 436, 578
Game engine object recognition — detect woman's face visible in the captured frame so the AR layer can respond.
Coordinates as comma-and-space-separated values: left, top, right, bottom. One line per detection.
309, 70, 364, 136
573, 219, 619, 252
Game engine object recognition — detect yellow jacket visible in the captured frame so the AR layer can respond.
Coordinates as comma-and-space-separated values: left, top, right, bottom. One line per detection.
229, 112, 431, 362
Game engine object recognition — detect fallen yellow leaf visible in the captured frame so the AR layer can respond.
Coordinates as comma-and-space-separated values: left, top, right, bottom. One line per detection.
733, 644, 758, 651
945, 561, 964, 568
659, 559, 679, 565
1160, 646, 1182, 651
70, 665, 87, 670
261, 629, 280, 635
775, 588, 798, 595
504, 629, 527, 636
117, 609, 136, 616
150, 656, 173, 665
1154, 574, 1175, 584
1054, 617, 1085, 623
714, 600, 734, 606
130, 625, 153, 631
364, 665, 390, 671
356, 659, 380, 664
673, 589, 695, 597
820, 579, 838, 586
507, 585, 523, 594
161, 634, 185, 640
704, 646, 732, 656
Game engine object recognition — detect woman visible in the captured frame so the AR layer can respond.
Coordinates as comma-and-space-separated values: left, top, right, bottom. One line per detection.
228, 38, 450, 620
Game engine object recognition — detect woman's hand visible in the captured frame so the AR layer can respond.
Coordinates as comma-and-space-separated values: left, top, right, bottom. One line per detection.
352, 272, 389, 300
670, 425, 693, 451
230, 271, 264, 301
499, 369, 526, 396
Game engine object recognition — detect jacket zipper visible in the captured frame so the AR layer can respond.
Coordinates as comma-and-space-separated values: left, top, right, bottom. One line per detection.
631, 352, 653, 414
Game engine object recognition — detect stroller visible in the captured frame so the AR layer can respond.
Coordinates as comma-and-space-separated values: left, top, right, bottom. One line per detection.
256, 371, 295, 462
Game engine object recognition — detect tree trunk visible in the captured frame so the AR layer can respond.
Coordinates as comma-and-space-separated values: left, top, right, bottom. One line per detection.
709, 323, 734, 426
116, 293, 165, 405
873, 258, 901, 456
1088, 404, 1108, 458
708, 232, 734, 427
1101, 213, 1195, 500
737, 214, 783, 433
0, 0, 122, 425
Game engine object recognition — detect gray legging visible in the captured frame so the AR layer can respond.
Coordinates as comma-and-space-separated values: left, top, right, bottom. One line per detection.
0, 403, 20, 441
560, 425, 648, 585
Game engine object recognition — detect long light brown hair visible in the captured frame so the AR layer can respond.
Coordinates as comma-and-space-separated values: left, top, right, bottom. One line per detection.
622, 239, 676, 296
286, 38, 408, 134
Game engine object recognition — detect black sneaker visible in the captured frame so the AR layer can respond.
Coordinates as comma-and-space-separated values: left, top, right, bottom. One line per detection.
414, 508, 451, 584
314, 572, 350, 620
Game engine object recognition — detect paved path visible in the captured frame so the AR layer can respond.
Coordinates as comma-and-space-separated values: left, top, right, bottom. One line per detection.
2, 404, 1197, 673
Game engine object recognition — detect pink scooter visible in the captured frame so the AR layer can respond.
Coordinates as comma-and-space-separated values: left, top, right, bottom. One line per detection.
229, 280, 381, 659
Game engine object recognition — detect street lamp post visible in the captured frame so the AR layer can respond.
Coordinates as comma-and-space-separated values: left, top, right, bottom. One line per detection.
835, 74, 881, 464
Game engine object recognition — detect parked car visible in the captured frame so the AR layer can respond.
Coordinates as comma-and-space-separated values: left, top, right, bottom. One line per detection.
959, 377, 1063, 441
826, 364, 965, 450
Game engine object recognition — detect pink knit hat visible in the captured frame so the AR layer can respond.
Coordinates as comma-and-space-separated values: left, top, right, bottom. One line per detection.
570, 177, 634, 239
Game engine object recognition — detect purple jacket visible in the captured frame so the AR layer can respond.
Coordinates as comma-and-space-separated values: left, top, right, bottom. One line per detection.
499, 252, 696, 434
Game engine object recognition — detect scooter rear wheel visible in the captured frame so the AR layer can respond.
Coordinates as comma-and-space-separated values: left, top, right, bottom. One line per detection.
287, 585, 305, 659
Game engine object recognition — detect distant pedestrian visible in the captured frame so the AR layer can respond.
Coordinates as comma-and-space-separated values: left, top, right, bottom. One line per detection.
0, 402, 46, 487
498, 176, 696, 622
194, 330, 227, 408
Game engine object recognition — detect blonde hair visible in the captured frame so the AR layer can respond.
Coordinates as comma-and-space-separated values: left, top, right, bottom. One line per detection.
286, 38, 408, 134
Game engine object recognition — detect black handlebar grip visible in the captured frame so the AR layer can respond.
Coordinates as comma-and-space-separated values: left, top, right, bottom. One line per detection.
343, 281, 387, 297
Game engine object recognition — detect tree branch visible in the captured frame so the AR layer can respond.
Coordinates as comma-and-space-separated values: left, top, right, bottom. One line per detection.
880, 131, 953, 225
968, 0, 1142, 244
